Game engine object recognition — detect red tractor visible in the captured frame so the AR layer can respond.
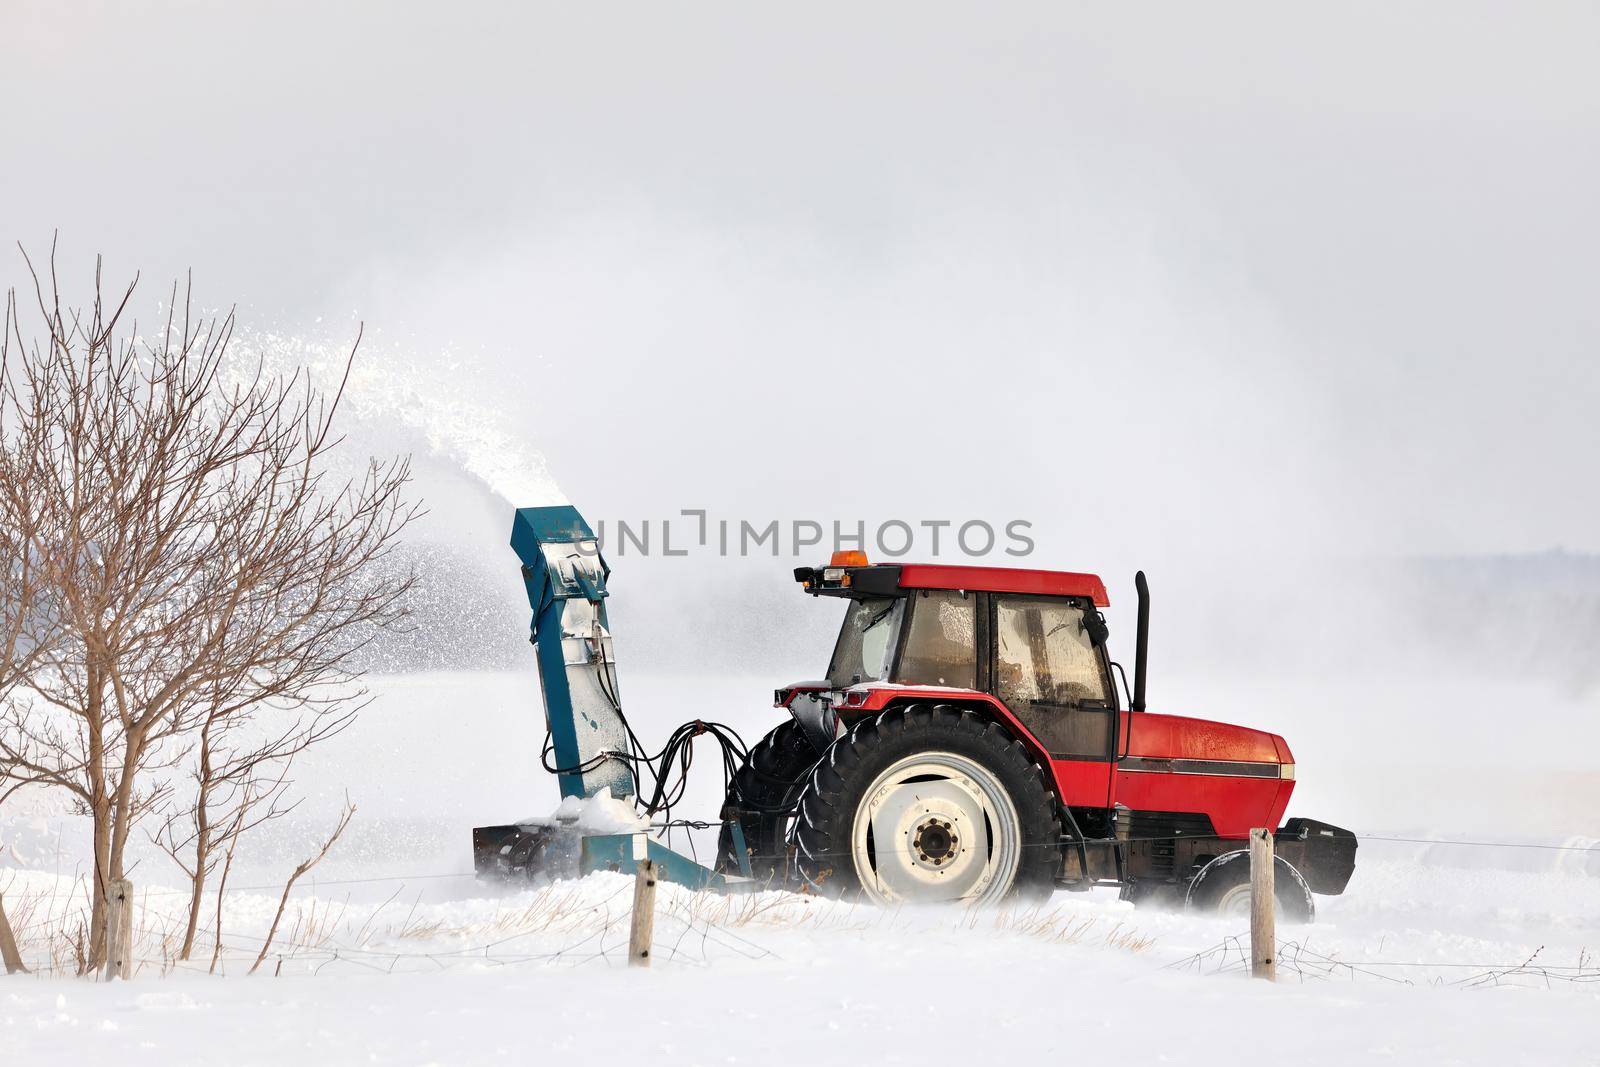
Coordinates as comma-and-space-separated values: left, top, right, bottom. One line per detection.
715, 552, 1357, 918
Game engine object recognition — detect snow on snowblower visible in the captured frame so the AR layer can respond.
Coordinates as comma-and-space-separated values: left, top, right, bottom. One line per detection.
474, 504, 1358, 916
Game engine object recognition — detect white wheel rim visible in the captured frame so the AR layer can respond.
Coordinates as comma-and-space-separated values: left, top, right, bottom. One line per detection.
849, 751, 1023, 905
1213, 882, 1254, 919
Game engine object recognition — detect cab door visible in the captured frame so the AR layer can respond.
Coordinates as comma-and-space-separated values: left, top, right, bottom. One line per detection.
986, 594, 1119, 810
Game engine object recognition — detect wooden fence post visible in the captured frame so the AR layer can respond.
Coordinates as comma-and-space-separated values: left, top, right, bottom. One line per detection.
102, 879, 135, 981
0, 892, 28, 975
1249, 828, 1275, 982
629, 859, 658, 968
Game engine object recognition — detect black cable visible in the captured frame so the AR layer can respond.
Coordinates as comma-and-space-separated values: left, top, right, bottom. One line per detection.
539, 731, 620, 777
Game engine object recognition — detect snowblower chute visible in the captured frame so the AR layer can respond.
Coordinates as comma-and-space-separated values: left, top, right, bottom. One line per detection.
509, 505, 631, 802
471, 505, 747, 889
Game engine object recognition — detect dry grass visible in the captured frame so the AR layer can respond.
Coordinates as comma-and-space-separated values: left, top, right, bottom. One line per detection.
0, 870, 1156, 979
661, 883, 1157, 955
2, 872, 97, 976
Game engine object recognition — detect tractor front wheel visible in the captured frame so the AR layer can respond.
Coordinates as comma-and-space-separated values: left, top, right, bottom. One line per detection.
715, 718, 820, 883
793, 705, 1060, 905
1185, 851, 1315, 924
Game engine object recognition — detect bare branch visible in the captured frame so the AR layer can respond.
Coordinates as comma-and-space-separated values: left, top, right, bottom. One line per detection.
249, 798, 355, 974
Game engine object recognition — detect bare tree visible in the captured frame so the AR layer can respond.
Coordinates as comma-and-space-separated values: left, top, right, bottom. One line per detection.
150, 692, 351, 961
0, 244, 417, 971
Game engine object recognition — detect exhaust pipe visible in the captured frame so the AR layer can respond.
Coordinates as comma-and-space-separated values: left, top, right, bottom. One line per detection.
1131, 571, 1150, 713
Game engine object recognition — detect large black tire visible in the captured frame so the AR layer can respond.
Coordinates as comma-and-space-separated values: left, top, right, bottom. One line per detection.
1185, 851, 1315, 924
793, 704, 1061, 904
714, 718, 820, 883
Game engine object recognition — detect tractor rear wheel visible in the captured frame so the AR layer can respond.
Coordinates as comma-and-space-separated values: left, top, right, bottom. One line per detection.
793, 704, 1060, 905
1185, 850, 1315, 924
714, 718, 820, 883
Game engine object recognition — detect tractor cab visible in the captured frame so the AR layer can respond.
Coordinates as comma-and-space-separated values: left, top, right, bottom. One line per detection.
821, 580, 1114, 700
798, 553, 1116, 679
789, 553, 1124, 768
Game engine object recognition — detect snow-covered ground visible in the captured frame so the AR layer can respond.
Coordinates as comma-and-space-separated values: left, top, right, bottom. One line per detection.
4, 862, 1598, 1065
3, 670, 1598, 1065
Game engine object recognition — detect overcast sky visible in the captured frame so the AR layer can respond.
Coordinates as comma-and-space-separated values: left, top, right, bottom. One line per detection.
5, 2, 1598, 600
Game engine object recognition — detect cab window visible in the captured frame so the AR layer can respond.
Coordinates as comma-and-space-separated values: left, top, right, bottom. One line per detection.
894, 590, 977, 689
827, 597, 904, 688
994, 595, 1110, 708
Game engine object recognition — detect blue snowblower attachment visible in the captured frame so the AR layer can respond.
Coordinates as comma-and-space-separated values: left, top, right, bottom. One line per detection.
471, 505, 746, 890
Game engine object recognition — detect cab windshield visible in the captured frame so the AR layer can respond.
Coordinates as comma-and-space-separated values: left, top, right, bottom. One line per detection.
827, 597, 904, 688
